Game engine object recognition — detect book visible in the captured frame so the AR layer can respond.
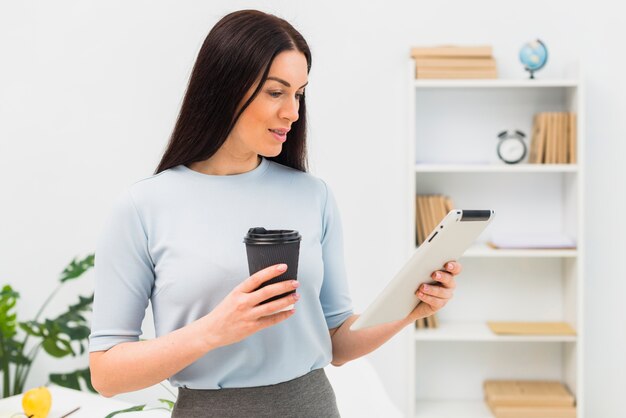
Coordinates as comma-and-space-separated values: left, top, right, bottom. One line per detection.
416, 68, 498, 79
411, 45, 493, 58
545, 112, 556, 164
415, 57, 496, 68
528, 114, 539, 163
431, 313, 439, 328
416, 196, 426, 245
529, 112, 578, 164
484, 380, 575, 407
534, 113, 548, 164
565, 112, 572, 163
415, 317, 425, 329
415, 315, 439, 330
486, 403, 576, 418
487, 321, 576, 336
560, 113, 569, 164
569, 112, 577, 163
427, 195, 439, 235
555, 113, 563, 164
415, 195, 456, 245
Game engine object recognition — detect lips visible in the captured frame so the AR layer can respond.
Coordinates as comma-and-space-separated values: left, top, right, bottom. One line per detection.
269, 129, 287, 143
268, 128, 290, 135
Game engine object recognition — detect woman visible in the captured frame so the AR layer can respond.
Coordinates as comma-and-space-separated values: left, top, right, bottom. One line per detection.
88, 9, 461, 417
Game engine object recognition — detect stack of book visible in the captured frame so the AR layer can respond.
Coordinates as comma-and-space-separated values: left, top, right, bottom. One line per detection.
415, 314, 438, 330
484, 380, 576, 418
487, 321, 576, 336
411, 45, 498, 79
415, 194, 454, 246
529, 112, 577, 164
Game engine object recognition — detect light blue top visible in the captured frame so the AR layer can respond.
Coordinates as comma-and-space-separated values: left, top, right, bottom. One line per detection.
88, 156, 354, 389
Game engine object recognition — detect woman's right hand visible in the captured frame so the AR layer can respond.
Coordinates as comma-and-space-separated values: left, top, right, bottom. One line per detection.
200, 263, 300, 349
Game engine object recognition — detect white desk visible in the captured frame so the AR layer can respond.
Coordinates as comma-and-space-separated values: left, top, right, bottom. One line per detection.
0, 385, 171, 418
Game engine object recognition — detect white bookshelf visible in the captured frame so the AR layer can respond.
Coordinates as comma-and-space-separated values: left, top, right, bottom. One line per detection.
406, 60, 584, 418
413, 79, 579, 89
463, 244, 577, 259
413, 321, 577, 343
414, 164, 579, 173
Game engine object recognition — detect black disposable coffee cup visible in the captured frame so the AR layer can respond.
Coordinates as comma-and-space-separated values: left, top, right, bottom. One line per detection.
243, 227, 301, 311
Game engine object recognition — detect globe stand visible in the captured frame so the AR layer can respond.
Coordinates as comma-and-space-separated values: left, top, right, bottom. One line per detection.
525, 68, 537, 79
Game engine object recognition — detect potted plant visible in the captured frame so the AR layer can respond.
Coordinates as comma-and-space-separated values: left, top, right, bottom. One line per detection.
0, 254, 175, 416
0, 255, 96, 397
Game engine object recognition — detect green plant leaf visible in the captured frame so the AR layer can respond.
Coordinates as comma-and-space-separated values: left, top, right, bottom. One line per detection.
3, 339, 30, 365
49, 367, 96, 392
157, 398, 175, 409
0, 285, 19, 339
42, 334, 72, 358
104, 405, 147, 418
18, 321, 44, 337
59, 254, 95, 283
25, 293, 95, 360
49, 370, 80, 390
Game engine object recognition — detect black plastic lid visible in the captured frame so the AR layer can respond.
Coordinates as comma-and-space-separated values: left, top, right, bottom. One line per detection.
243, 227, 302, 244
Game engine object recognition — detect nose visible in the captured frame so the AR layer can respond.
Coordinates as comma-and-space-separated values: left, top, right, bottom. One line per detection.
279, 95, 300, 123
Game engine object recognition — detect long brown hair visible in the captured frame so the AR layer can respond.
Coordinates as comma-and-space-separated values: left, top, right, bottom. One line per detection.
155, 10, 311, 175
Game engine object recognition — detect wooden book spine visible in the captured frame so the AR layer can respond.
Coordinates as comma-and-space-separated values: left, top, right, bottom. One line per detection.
535, 113, 547, 164
570, 113, 577, 164
411, 45, 493, 58
416, 196, 425, 245
415, 57, 496, 68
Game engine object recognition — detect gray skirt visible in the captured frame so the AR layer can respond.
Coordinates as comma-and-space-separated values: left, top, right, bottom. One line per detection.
171, 368, 341, 418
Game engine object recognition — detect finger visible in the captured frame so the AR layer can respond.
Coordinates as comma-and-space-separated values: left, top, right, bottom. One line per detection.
418, 283, 453, 299
431, 271, 457, 289
256, 307, 296, 328
416, 290, 447, 310
443, 261, 462, 275
237, 264, 288, 293
252, 292, 300, 317
249, 279, 299, 306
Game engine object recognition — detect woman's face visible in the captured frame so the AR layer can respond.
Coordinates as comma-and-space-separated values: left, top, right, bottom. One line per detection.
227, 50, 309, 158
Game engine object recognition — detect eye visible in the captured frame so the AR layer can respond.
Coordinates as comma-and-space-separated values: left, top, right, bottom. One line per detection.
267, 90, 305, 100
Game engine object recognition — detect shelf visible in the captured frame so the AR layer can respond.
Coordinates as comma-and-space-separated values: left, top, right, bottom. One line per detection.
415, 400, 492, 418
414, 164, 579, 173
414, 79, 579, 89
407, 58, 584, 417
462, 244, 578, 258
413, 321, 577, 342
413, 245, 578, 258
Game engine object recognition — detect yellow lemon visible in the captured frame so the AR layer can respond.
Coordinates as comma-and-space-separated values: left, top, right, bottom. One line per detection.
21, 386, 52, 418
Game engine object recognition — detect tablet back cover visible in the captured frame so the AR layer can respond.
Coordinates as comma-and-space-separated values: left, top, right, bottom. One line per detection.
351, 209, 494, 330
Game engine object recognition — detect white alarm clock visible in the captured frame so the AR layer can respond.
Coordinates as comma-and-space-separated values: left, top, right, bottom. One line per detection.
497, 130, 527, 164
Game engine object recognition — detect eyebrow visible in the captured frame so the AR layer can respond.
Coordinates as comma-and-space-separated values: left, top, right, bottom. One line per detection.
266, 76, 308, 89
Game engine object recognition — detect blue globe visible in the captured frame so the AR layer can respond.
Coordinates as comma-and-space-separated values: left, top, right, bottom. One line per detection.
519, 39, 548, 79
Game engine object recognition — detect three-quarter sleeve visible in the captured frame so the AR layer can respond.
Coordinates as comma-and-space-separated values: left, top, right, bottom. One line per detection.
88, 190, 155, 352
318, 179, 354, 329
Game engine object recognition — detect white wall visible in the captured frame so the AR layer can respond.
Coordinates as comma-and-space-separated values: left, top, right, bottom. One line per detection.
1, 1, 623, 416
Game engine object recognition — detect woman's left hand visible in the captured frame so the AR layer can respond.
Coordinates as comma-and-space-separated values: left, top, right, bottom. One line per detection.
405, 260, 462, 323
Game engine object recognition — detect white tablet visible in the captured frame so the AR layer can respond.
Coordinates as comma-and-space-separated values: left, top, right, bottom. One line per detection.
350, 209, 495, 331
